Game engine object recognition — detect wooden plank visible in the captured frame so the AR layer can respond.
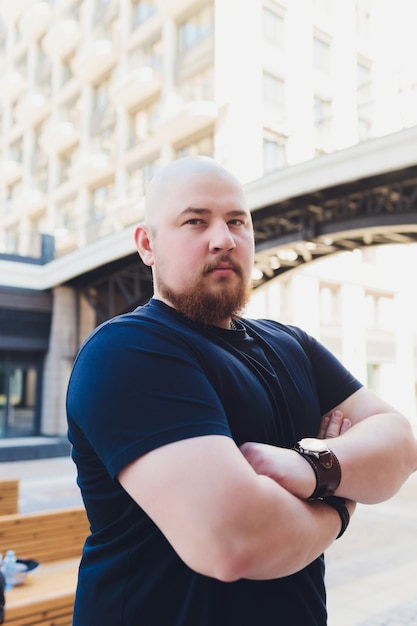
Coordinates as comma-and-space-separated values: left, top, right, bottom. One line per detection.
0, 479, 19, 515
4, 558, 79, 625
0, 509, 87, 624
0, 506, 89, 563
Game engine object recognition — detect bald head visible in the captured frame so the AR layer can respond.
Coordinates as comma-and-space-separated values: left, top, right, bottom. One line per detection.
144, 156, 244, 228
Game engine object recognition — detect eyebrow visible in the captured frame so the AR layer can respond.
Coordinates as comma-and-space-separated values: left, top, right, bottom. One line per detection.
179, 207, 249, 218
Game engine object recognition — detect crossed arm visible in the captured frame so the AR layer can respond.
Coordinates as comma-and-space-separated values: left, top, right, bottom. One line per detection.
118, 387, 417, 582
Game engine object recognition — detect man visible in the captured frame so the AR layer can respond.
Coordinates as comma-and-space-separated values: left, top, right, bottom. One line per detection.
67, 156, 417, 625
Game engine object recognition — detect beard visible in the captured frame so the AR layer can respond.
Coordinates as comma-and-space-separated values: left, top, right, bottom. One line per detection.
154, 257, 252, 326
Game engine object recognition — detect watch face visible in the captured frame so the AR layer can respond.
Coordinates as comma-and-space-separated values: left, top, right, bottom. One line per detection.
299, 438, 328, 453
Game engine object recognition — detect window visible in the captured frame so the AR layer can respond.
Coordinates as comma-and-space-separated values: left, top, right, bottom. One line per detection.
59, 92, 82, 125
4, 227, 19, 255
357, 58, 372, 140
127, 158, 158, 198
262, 7, 284, 48
178, 66, 214, 103
37, 47, 52, 96
128, 38, 163, 73
357, 59, 372, 103
178, 4, 214, 53
132, 0, 157, 29
365, 293, 395, 330
57, 152, 73, 185
14, 52, 28, 82
129, 99, 160, 146
314, 95, 332, 146
366, 363, 380, 394
93, 77, 112, 116
87, 180, 116, 234
175, 132, 214, 159
0, 359, 41, 438
9, 137, 23, 163
32, 161, 48, 193
313, 35, 331, 74
92, 77, 116, 141
263, 133, 286, 173
7, 179, 24, 204
263, 72, 285, 112
320, 285, 340, 324
55, 196, 76, 231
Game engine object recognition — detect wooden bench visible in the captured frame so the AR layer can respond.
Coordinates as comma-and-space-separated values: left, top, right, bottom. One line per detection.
1, 506, 89, 625
0, 479, 19, 515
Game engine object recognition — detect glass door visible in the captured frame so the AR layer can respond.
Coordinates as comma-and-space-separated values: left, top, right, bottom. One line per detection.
0, 355, 42, 438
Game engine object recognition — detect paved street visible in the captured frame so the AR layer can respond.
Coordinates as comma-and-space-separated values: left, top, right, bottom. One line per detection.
1, 455, 417, 625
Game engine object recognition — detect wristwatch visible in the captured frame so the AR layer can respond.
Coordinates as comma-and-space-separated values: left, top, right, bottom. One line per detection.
293, 438, 341, 499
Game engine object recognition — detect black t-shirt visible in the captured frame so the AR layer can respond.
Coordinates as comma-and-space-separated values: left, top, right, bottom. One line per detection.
67, 299, 362, 626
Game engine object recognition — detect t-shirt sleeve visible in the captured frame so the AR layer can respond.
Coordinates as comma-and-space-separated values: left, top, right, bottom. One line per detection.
67, 319, 233, 479
286, 325, 363, 415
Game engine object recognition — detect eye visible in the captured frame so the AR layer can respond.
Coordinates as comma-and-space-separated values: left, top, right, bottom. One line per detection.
228, 218, 245, 226
185, 218, 205, 225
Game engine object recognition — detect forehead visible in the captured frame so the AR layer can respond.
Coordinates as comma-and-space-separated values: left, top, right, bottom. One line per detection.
148, 167, 249, 223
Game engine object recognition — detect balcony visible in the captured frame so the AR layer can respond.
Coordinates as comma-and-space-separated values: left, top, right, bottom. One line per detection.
71, 40, 117, 82
13, 189, 46, 215
0, 0, 30, 23
157, 99, 218, 143
15, 93, 50, 127
39, 121, 79, 154
20, 2, 51, 40
0, 160, 23, 185
156, 0, 197, 18
0, 71, 25, 102
42, 17, 81, 59
110, 67, 162, 110
69, 153, 113, 186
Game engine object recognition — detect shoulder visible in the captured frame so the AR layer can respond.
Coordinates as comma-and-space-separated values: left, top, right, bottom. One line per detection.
242, 317, 311, 346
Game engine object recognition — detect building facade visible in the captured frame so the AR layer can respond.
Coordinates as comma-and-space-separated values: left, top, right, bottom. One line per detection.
1, 0, 416, 445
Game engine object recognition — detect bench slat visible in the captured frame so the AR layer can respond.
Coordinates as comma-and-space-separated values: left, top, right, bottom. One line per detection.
0, 507, 89, 563
0, 507, 87, 624
0, 479, 19, 515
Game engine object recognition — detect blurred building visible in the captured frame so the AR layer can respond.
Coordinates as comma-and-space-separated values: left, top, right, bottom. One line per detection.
0, 0, 416, 454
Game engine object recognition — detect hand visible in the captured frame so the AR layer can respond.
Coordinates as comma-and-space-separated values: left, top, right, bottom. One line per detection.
240, 442, 317, 499
317, 410, 351, 439
240, 411, 352, 500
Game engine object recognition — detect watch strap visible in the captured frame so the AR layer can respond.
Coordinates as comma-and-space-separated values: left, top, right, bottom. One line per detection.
293, 442, 341, 499
323, 496, 350, 539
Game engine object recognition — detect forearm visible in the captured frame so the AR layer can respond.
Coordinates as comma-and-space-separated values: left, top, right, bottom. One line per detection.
221, 475, 350, 581
325, 413, 417, 503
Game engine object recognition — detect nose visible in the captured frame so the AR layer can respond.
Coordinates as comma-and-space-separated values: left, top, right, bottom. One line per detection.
209, 221, 236, 253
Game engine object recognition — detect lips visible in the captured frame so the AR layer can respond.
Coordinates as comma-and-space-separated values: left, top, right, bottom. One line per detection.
203, 257, 241, 276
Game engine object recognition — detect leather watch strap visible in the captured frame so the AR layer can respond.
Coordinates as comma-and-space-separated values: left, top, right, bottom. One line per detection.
323, 496, 350, 539
293, 442, 342, 499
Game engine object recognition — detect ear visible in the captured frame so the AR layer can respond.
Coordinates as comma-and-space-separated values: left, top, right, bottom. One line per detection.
134, 225, 154, 266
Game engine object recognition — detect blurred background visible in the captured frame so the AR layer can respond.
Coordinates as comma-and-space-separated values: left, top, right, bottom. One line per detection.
0, 0, 417, 458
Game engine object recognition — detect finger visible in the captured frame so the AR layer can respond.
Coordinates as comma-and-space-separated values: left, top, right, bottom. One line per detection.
340, 418, 352, 435
324, 410, 344, 439
317, 415, 330, 439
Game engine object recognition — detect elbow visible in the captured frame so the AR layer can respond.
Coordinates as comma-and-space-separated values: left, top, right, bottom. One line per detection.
183, 538, 256, 583
181, 532, 291, 583
399, 417, 417, 475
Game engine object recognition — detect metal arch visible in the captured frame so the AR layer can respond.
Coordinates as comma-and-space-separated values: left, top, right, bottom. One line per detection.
70, 254, 153, 325
69, 166, 417, 320
252, 167, 417, 288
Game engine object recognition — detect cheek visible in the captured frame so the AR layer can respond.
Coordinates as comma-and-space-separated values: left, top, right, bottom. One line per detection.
155, 241, 201, 286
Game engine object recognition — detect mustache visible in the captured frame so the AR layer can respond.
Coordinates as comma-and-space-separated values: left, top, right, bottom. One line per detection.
202, 255, 242, 276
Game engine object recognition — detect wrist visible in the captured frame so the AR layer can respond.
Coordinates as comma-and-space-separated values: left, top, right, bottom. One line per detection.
293, 438, 341, 499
